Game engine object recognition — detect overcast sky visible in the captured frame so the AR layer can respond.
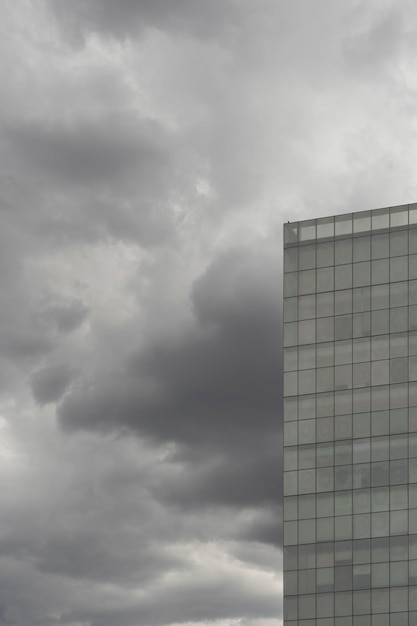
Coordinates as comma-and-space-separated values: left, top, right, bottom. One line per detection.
1, 1, 417, 625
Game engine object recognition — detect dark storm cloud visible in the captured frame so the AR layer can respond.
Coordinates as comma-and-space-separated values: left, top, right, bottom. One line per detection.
50, 0, 239, 43
30, 364, 74, 404
3, 116, 172, 189
37, 298, 89, 334
58, 246, 282, 449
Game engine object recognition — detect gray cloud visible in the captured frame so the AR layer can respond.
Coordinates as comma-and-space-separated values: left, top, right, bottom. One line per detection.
50, 0, 240, 44
58, 247, 282, 448
30, 364, 74, 404
3, 0, 417, 624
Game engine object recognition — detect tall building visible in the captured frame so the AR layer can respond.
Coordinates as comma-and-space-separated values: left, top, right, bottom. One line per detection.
283, 204, 417, 626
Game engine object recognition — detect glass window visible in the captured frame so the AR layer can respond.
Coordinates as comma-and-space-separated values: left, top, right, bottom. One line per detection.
372, 233, 389, 259
299, 269, 316, 294
336, 214, 353, 236
317, 541, 335, 567
284, 322, 297, 347
284, 247, 298, 273
353, 465, 371, 490
390, 484, 408, 510
335, 364, 352, 390
334, 240, 352, 268
371, 389, 389, 416
335, 541, 353, 566
298, 345, 316, 370
371, 309, 389, 335
353, 287, 371, 312
335, 315, 353, 340
284, 222, 298, 244
353, 439, 371, 463
298, 493, 316, 518
336, 265, 353, 290
316, 291, 334, 317
372, 561, 389, 586
284, 471, 297, 496
410, 305, 417, 331
390, 256, 408, 282
298, 294, 315, 319
372, 535, 389, 561
299, 220, 316, 241
284, 447, 298, 471
390, 333, 408, 358
335, 413, 352, 438
353, 337, 370, 362
372, 335, 389, 360
390, 383, 408, 409
371, 284, 389, 309
298, 369, 315, 395
353, 362, 371, 388
317, 417, 334, 442
391, 535, 408, 560
299, 419, 316, 445
335, 440, 352, 465
410, 254, 417, 280
353, 262, 370, 287
390, 407, 408, 434
372, 436, 389, 461
284, 371, 297, 396
317, 317, 334, 343
284, 347, 298, 371
298, 444, 316, 469
317, 342, 334, 367
390, 230, 408, 257
353, 564, 371, 589
372, 511, 389, 537
353, 538, 371, 563
284, 397, 297, 421
299, 319, 316, 344
354, 236, 371, 262
335, 289, 353, 315
335, 465, 353, 491
335, 515, 353, 540
371, 258, 389, 284
299, 395, 316, 419
372, 208, 389, 230
335, 340, 353, 365
299, 244, 316, 269
316, 442, 334, 467
317, 392, 334, 417
299, 518, 316, 543
353, 411, 370, 437
317, 492, 334, 518
317, 241, 334, 267
335, 565, 353, 591
353, 311, 371, 337
299, 468, 316, 494
298, 543, 316, 569
353, 490, 371, 514
390, 205, 408, 227
410, 279, 417, 305
390, 281, 408, 307
317, 467, 334, 492
317, 267, 334, 292
317, 367, 334, 393
390, 357, 408, 383
371, 461, 389, 488
371, 360, 389, 385
354, 211, 371, 233
284, 422, 298, 446
284, 297, 298, 322
390, 458, 408, 485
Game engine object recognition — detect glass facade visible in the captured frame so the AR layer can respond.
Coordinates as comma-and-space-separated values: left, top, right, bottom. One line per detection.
283, 203, 417, 626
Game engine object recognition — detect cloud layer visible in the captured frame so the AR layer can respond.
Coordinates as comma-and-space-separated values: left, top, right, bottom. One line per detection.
1, 0, 417, 624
